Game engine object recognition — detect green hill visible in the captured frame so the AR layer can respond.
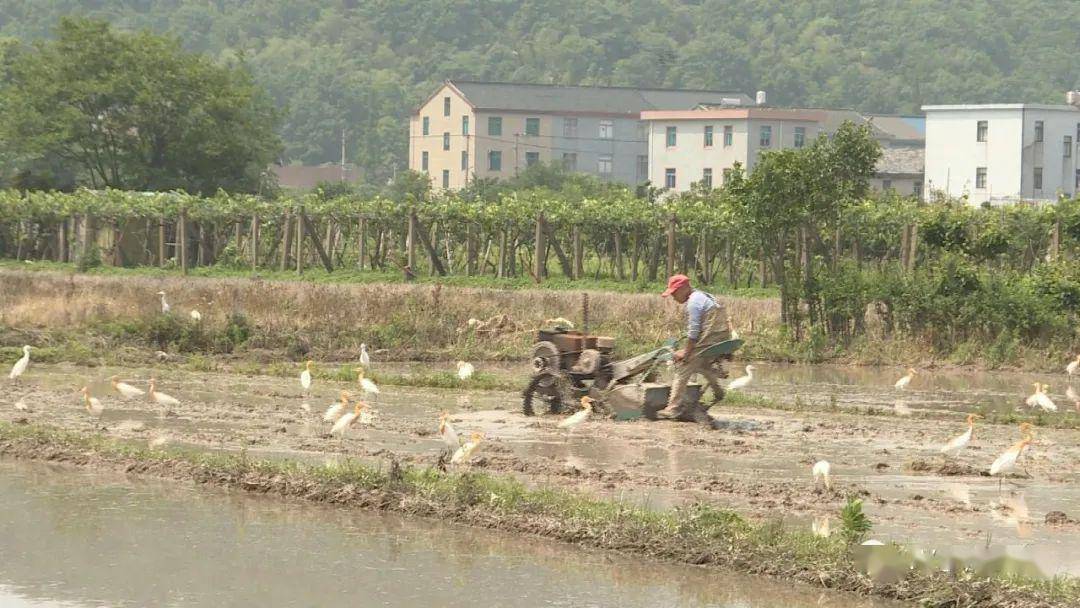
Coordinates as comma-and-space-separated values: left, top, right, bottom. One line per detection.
1, 0, 1077, 184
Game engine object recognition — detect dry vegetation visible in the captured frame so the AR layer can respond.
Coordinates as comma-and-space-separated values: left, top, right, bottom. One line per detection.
0, 269, 778, 361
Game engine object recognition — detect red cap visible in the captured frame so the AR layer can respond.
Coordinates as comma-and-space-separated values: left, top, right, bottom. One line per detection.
662, 274, 690, 297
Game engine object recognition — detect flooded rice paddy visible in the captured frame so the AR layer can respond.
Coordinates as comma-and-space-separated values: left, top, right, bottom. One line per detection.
4, 360, 1080, 581
0, 459, 897, 607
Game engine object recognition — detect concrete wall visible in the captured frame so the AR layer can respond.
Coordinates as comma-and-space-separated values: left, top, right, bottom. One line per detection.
646, 117, 820, 191
924, 106, 1080, 203
410, 84, 475, 190
870, 176, 922, 197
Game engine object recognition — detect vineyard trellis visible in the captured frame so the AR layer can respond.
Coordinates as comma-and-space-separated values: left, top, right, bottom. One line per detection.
2, 189, 1079, 283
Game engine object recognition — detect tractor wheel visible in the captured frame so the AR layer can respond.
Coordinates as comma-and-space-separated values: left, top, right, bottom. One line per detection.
522, 372, 563, 416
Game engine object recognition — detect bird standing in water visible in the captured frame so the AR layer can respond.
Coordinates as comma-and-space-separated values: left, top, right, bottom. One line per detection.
941, 414, 980, 457
894, 368, 916, 390
1067, 355, 1080, 376
359, 343, 371, 368
812, 460, 832, 491
330, 401, 370, 437
80, 386, 104, 417
438, 411, 459, 451
990, 426, 1034, 491
727, 365, 755, 391
148, 378, 180, 414
451, 432, 484, 464
323, 391, 350, 423
558, 396, 594, 430
110, 375, 145, 399
300, 361, 313, 393
456, 361, 474, 381
9, 345, 30, 382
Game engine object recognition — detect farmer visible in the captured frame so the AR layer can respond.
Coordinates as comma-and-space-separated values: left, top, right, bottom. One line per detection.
657, 274, 729, 427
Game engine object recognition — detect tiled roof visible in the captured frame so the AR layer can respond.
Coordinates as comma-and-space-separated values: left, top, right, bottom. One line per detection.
876, 147, 924, 176
448, 80, 751, 115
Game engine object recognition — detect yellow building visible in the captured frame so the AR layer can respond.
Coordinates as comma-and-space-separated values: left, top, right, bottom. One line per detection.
409, 80, 751, 190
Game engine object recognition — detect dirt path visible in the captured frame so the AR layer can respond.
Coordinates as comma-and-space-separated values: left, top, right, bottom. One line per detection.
5, 362, 1080, 579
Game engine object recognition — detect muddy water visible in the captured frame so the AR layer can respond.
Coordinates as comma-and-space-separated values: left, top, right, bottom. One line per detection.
0, 459, 895, 608
6, 362, 1080, 580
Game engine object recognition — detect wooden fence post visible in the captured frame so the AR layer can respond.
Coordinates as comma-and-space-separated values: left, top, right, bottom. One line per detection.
907, 223, 919, 272
178, 209, 188, 275
1050, 219, 1061, 262
57, 219, 68, 263
279, 213, 292, 271
405, 211, 417, 271
250, 214, 260, 270
666, 214, 676, 279
158, 216, 166, 267
357, 216, 367, 270
533, 212, 545, 283
295, 209, 305, 274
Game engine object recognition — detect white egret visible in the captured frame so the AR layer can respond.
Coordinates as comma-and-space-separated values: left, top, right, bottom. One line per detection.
110, 375, 145, 399
558, 396, 594, 430
438, 411, 460, 450
1024, 382, 1040, 408
80, 386, 104, 416
726, 365, 755, 391
457, 361, 474, 381
359, 343, 371, 368
9, 345, 30, 381
1033, 383, 1058, 412
894, 368, 916, 390
157, 291, 170, 314
812, 460, 832, 491
940, 414, 979, 457
13, 399, 29, 412
990, 432, 1034, 491
812, 516, 831, 538
190, 309, 202, 322
323, 391, 350, 423
726, 315, 740, 340
147, 378, 180, 413
355, 368, 379, 398
300, 361, 313, 392
451, 432, 484, 464
1067, 355, 1080, 376
330, 401, 370, 437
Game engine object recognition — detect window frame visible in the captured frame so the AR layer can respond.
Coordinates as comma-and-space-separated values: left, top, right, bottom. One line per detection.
462, 116, 469, 136
1034, 166, 1043, 189
704, 125, 714, 148
563, 117, 578, 138
488, 116, 502, 136
597, 153, 613, 176
759, 125, 772, 148
598, 120, 614, 140
441, 169, 449, 188
488, 150, 502, 171
1035, 121, 1044, 142
421, 151, 429, 172
1066, 135, 1073, 158
636, 155, 648, 179
723, 125, 733, 147
562, 152, 577, 171
525, 117, 540, 137
461, 150, 468, 171
794, 126, 806, 148
525, 151, 540, 167
442, 132, 450, 151
422, 116, 430, 136
664, 167, 676, 189
665, 126, 677, 147
443, 96, 451, 117
975, 167, 987, 189
702, 167, 713, 188
976, 120, 988, 142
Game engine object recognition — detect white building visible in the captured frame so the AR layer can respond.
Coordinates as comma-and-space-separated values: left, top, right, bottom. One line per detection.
641, 106, 924, 193
640, 107, 824, 190
922, 100, 1080, 204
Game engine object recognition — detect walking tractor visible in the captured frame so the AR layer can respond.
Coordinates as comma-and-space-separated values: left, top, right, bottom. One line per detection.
521, 324, 743, 420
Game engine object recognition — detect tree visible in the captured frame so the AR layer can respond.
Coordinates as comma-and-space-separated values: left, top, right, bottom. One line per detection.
0, 18, 281, 194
